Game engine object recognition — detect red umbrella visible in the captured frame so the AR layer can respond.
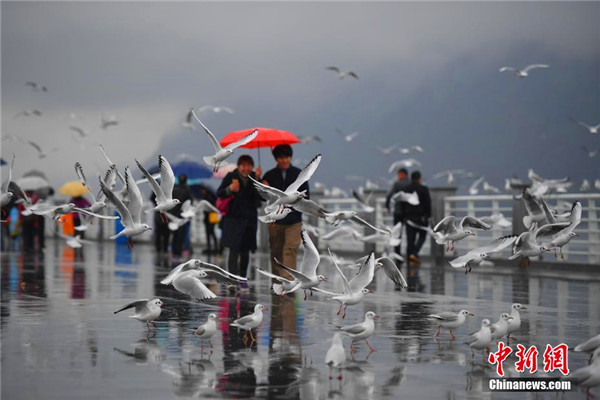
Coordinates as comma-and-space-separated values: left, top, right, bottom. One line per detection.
220, 127, 301, 165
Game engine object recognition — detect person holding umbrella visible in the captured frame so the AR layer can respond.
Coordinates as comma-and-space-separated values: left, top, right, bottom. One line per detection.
261, 144, 308, 279
216, 155, 262, 289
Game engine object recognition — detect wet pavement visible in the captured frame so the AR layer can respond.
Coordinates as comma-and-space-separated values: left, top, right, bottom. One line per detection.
2, 239, 599, 399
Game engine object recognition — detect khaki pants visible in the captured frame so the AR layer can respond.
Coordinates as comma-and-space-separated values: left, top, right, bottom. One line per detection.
268, 222, 302, 280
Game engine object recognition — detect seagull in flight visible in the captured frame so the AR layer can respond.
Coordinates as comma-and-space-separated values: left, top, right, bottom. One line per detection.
449, 235, 518, 274
198, 105, 235, 114
388, 159, 422, 174
433, 216, 491, 251
182, 109, 195, 130
581, 146, 599, 158
69, 126, 91, 138
99, 167, 152, 248
251, 154, 321, 213
136, 155, 180, 216
570, 118, 600, 135
100, 114, 119, 129
510, 222, 570, 267
25, 81, 47, 92
27, 140, 58, 159
14, 109, 42, 118
499, 64, 549, 78
375, 143, 399, 155
326, 66, 359, 80
398, 145, 424, 154
336, 129, 360, 142
190, 109, 258, 171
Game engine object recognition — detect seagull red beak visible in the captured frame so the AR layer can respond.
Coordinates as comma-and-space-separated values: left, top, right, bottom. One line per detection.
374, 314, 380, 319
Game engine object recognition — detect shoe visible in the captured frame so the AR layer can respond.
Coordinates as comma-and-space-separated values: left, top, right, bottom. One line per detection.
409, 254, 420, 264
240, 283, 249, 291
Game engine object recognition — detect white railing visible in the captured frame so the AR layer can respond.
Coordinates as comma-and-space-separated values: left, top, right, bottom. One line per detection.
444, 193, 600, 265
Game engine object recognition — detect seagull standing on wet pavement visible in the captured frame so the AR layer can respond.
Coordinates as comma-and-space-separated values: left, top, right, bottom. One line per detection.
191, 109, 258, 172
230, 304, 267, 345
469, 319, 493, 355
506, 303, 526, 344
429, 310, 474, 340
338, 311, 380, 354
114, 299, 163, 332
194, 313, 218, 348
491, 313, 514, 341
325, 332, 346, 380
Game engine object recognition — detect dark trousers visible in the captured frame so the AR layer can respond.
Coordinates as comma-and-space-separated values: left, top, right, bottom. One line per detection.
406, 221, 427, 258
154, 220, 170, 252
171, 223, 188, 257
228, 248, 250, 278
204, 223, 217, 251
393, 214, 404, 256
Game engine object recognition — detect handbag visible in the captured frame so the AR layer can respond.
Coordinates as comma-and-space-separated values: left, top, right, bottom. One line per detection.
216, 196, 233, 216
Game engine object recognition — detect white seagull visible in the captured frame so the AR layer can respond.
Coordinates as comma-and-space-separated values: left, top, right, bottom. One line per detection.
0, 154, 15, 208
313, 250, 374, 319
74, 162, 107, 214
325, 332, 346, 380
230, 304, 267, 344
160, 259, 247, 286
69, 126, 91, 138
199, 105, 235, 114
388, 159, 422, 174
469, 176, 485, 195
171, 270, 216, 301
390, 190, 419, 206
398, 145, 424, 154
375, 143, 399, 155
251, 154, 321, 213
545, 201, 581, 259
114, 298, 163, 332
509, 222, 569, 267
570, 118, 600, 135
190, 109, 257, 171
581, 146, 599, 158
449, 235, 518, 274
506, 303, 526, 343
336, 129, 360, 142
100, 114, 119, 129
566, 348, 600, 390
194, 313, 218, 348
499, 64, 549, 78
574, 334, 600, 358
338, 311, 380, 353
27, 140, 58, 159
326, 66, 359, 80
429, 309, 474, 340
14, 109, 42, 118
99, 167, 152, 248
468, 319, 493, 354
137, 155, 180, 215
491, 313, 514, 341
433, 216, 491, 251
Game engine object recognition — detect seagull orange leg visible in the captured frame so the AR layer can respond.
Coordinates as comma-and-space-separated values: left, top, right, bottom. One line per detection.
436, 326, 441, 337
450, 330, 456, 341
342, 305, 347, 319
366, 340, 376, 352
337, 304, 342, 315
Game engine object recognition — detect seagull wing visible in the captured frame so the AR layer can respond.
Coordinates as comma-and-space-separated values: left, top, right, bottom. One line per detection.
540, 198, 556, 224
136, 159, 165, 202
173, 272, 217, 300
256, 267, 292, 283
124, 167, 143, 224
273, 258, 310, 283
158, 155, 175, 200
224, 129, 259, 152
161, 259, 198, 285
99, 179, 133, 226
249, 175, 286, 197
196, 199, 220, 213
460, 216, 491, 231
326, 66, 341, 73
72, 207, 118, 220
328, 248, 353, 295
347, 72, 359, 80
429, 312, 459, 321
522, 188, 542, 216
351, 215, 389, 234
27, 140, 43, 154
523, 64, 549, 72
569, 201, 582, 229
286, 154, 322, 193
449, 252, 478, 268
233, 313, 257, 326
198, 260, 247, 283
377, 257, 407, 288
433, 216, 457, 234
340, 322, 367, 335
1, 154, 14, 193
499, 66, 516, 73
534, 222, 570, 243
201, 269, 246, 286
349, 252, 375, 292
299, 230, 320, 277
114, 299, 149, 314
190, 110, 223, 152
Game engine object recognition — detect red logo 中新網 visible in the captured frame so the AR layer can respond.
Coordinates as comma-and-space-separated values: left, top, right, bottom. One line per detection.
488, 343, 569, 377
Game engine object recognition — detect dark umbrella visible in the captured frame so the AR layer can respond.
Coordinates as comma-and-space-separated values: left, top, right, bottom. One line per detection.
149, 158, 212, 184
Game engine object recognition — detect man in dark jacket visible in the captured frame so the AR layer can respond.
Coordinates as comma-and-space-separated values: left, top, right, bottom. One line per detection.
400, 171, 431, 265
171, 174, 194, 258
261, 144, 307, 279
385, 168, 409, 255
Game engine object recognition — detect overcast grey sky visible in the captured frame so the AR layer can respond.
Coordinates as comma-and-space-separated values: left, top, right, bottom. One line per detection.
2, 1, 599, 193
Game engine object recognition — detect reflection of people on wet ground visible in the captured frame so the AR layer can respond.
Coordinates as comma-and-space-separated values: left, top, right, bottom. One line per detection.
18, 191, 45, 252
217, 296, 259, 397
171, 174, 194, 260
393, 301, 432, 361
406, 263, 425, 292
268, 295, 301, 398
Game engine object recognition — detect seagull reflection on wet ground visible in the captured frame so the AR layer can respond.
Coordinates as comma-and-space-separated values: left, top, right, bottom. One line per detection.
1, 239, 599, 399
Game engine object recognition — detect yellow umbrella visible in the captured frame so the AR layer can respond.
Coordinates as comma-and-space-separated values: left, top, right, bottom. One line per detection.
59, 181, 89, 197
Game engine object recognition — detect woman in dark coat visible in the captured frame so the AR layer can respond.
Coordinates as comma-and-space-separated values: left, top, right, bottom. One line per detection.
216, 155, 262, 284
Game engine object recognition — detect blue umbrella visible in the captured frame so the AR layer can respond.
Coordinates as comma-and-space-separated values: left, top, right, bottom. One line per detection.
148, 159, 212, 182
0, 158, 6, 166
